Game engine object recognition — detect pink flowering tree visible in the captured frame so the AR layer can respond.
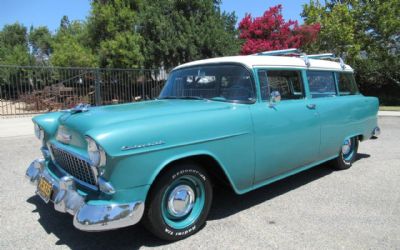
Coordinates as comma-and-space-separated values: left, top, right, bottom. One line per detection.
238, 5, 320, 55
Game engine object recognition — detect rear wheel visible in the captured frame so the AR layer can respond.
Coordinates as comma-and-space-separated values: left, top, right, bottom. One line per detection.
331, 137, 359, 170
143, 163, 213, 241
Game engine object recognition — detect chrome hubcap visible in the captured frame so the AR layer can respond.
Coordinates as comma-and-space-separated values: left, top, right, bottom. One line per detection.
167, 185, 195, 218
342, 139, 352, 155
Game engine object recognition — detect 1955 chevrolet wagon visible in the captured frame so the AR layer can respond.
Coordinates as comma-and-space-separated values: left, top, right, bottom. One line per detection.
26, 49, 380, 241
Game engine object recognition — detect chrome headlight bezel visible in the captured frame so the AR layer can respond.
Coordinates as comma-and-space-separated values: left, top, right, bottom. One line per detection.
85, 136, 106, 170
34, 122, 44, 141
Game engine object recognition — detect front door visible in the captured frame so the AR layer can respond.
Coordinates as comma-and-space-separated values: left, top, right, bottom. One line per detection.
251, 69, 320, 184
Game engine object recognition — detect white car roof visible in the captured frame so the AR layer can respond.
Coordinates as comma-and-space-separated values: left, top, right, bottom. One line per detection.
174, 55, 353, 72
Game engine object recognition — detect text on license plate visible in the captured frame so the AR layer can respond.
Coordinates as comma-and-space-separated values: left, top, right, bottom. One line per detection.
38, 177, 52, 202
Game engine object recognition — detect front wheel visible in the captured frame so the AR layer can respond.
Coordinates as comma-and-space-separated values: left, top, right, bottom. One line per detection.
143, 163, 213, 241
331, 137, 359, 170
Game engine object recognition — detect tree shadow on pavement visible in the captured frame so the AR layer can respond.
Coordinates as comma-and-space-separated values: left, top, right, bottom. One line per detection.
209, 153, 370, 220
209, 163, 334, 221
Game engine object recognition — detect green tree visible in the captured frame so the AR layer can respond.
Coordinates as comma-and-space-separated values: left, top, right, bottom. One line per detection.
301, 0, 360, 63
87, 0, 143, 68
50, 20, 97, 67
0, 23, 32, 65
29, 26, 53, 64
139, 0, 240, 69
302, 0, 400, 104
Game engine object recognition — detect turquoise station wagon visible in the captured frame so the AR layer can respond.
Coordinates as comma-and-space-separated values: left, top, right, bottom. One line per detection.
26, 49, 380, 241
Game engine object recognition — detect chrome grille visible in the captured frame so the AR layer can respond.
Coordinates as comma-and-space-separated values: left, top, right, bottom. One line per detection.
50, 145, 97, 186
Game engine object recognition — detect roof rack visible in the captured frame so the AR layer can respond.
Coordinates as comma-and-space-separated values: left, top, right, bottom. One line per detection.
253, 49, 346, 69
302, 53, 346, 69
253, 48, 300, 56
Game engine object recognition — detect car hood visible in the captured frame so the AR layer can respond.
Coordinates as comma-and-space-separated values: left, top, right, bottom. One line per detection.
58, 100, 232, 136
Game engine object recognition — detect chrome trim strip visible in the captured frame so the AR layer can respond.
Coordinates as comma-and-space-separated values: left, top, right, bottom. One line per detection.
122, 131, 250, 155
121, 140, 165, 151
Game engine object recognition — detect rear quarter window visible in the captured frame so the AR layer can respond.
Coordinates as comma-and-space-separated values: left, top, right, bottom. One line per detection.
307, 71, 337, 98
336, 72, 359, 95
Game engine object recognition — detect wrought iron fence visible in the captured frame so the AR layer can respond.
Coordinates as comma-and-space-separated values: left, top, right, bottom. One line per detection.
0, 65, 167, 116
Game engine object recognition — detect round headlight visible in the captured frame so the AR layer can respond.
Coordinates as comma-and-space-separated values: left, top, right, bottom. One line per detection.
86, 136, 106, 168
34, 123, 44, 140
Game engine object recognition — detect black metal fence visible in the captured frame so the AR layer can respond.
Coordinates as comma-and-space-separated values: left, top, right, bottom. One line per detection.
0, 65, 167, 116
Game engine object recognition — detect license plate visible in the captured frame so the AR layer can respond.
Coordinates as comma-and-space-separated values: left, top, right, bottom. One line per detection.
37, 177, 52, 202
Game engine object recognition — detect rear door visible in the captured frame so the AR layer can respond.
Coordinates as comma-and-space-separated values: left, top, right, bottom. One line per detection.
250, 69, 320, 184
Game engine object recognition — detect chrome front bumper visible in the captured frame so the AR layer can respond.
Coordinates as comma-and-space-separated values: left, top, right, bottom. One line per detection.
25, 158, 144, 232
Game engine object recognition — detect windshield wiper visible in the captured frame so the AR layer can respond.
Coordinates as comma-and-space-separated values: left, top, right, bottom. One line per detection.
159, 96, 205, 100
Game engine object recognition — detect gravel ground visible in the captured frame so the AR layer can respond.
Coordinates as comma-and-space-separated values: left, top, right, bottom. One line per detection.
0, 117, 399, 250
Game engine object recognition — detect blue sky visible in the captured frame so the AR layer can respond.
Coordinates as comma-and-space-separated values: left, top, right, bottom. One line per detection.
0, 0, 309, 32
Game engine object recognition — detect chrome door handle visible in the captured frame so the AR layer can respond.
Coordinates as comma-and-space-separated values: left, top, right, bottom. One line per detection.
306, 104, 316, 109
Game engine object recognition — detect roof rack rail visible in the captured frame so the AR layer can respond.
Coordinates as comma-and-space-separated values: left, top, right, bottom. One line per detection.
253, 48, 300, 56
252, 48, 346, 69
301, 53, 346, 69
305, 53, 335, 59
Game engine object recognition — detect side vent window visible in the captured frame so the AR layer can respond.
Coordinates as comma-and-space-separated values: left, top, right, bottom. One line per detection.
307, 71, 337, 98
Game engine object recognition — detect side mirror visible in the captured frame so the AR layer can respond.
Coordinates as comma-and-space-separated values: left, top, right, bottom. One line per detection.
269, 90, 281, 107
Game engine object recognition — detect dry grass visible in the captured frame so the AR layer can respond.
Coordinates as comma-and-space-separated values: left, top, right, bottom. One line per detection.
0, 100, 47, 116
379, 106, 400, 111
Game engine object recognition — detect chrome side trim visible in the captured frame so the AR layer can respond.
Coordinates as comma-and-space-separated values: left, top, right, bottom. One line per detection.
121, 131, 250, 156
121, 140, 166, 151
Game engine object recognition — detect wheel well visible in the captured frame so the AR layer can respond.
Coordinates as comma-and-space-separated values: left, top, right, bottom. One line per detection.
150, 155, 233, 193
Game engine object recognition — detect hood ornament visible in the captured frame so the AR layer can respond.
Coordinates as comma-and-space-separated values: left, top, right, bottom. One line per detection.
62, 103, 91, 114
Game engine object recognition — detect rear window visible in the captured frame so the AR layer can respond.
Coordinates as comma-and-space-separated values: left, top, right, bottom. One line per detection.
336, 73, 359, 95
307, 71, 337, 98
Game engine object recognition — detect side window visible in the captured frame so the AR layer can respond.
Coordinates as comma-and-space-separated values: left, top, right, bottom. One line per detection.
267, 70, 304, 100
307, 71, 337, 98
336, 73, 359, 95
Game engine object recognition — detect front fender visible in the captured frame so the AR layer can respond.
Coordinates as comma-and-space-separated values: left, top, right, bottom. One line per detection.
32, 112, 63, 137
149, 150, 241, 194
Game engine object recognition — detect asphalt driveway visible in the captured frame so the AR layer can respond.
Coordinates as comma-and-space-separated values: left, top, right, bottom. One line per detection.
0, 117, 399, 249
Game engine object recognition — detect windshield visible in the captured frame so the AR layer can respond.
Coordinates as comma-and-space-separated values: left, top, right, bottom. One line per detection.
159, 64, 256, 103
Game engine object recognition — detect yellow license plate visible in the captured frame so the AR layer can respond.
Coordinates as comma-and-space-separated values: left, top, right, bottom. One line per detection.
38, 177, 52, 202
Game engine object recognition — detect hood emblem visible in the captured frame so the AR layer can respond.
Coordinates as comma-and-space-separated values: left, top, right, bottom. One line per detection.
56, 126, 72, 144
61, 103, 91, 114
121, 141, 165, 151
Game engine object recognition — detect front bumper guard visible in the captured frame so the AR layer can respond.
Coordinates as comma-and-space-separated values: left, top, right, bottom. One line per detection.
25, 158, 144, 232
